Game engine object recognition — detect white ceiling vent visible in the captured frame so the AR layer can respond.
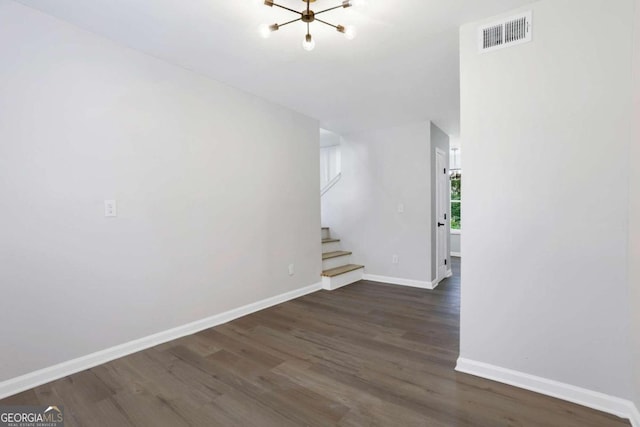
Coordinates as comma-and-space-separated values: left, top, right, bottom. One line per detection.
479, 11, 532, 53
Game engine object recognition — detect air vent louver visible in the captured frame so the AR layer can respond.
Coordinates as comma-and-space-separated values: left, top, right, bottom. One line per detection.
479, 11, 532, 53
483, 24, 503, 50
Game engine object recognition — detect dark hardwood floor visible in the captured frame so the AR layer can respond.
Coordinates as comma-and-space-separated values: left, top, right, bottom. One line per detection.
1, 258, 630, 426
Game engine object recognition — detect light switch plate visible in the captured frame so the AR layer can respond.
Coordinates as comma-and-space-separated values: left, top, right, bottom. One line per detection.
104, 200, 117, 217
397, 204, 405, 213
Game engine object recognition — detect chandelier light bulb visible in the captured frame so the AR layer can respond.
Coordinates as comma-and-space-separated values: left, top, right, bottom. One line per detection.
352, 0, 366, 6
302, 34, 316, 51
344, 25, 357, 40
258, 24, 271, 39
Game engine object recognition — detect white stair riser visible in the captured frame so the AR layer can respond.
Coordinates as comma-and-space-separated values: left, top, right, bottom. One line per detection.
322, 267, 364, 291
321, 228, 330, 240
322, 241, 341, 252
322, 254, 351, 271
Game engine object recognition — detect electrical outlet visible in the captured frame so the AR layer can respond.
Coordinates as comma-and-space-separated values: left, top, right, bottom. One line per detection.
392, 255, 399, 264
104, 200, 117, 217
397, 203, 405, 213
288, 264, 295, 276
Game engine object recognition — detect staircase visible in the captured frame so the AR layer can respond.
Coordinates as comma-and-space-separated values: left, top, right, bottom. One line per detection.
321, 227, 364, 290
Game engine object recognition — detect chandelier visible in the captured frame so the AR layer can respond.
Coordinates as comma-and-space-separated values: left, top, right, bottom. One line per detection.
259, 0, 363, 51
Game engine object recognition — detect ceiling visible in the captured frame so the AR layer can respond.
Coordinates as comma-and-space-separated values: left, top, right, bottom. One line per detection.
15, 0, 534, 137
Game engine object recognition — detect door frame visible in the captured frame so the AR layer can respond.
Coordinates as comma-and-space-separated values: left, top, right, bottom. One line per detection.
435, 147, 450, 283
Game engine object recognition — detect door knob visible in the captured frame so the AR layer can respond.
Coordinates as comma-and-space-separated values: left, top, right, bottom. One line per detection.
438, 222, 445, 227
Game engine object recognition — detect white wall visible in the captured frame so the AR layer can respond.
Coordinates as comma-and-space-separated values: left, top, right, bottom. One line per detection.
631, 0, 640, 410
321, 122, 431, 283
460, 0, 635, 401
320, 129, 341, 148
450, 232, 461, 256
0, 1, 320, 383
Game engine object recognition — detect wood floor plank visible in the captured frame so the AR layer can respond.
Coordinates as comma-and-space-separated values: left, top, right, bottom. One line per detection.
0, 259, 630, 426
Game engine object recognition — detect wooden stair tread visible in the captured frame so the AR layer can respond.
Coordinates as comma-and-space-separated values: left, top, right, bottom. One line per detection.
322, 264, 364, 277
322, 238, 340, 243
322, 251, 352, 260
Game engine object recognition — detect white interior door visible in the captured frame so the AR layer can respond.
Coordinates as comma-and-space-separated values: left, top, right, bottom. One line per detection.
435, 148, 449, 281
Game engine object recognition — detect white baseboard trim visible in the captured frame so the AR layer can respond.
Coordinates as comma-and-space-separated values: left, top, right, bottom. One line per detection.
456, 358, 640, 426
363, 274, 435, 290
430, 270, 453, 290
0, 281, 323, 401
451, 252, 462, 257
631, 405, 640, 427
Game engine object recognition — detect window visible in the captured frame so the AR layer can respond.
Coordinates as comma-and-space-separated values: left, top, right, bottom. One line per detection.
450, 148, 461, 230
320, 145, 341, 190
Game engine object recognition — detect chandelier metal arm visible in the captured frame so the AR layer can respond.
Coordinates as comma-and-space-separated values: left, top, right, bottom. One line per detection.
270, 2, 302, 15
315, 17, 340, 29
315, 5, 345, 15
278, 17, 303, 28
